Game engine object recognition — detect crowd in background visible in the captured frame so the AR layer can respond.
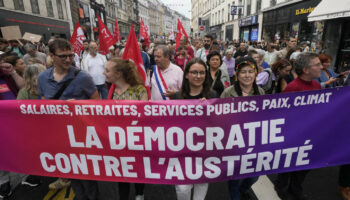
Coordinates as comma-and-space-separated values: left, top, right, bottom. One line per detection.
1, 33, 350, 200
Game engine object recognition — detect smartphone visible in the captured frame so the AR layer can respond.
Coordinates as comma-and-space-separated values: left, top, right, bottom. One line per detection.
337, 74, 345, 78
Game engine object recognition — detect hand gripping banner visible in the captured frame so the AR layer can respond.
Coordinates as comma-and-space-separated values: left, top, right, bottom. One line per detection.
1, 87, 350, 184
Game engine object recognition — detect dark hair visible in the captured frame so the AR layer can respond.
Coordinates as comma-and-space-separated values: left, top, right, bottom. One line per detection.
0, 38, 8, 44
83, 39, 90, 43
3, 55, 21, 66
234, 57, 261, 96
319, 53, 332, 64
48, 38, 71, 54
180, 58, 211, 99
206, 51, 223, 67
286, 46, 299, 60
204, 35, 213, 41
294, 52, 319, 76
109, 58, 143, 86
271, 59, 292, 76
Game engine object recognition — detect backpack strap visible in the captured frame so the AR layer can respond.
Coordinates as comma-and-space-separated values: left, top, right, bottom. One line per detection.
51, 69, 80, 99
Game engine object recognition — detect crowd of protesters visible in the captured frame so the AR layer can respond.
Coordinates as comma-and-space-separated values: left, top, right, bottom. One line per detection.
1, 33, 350, 200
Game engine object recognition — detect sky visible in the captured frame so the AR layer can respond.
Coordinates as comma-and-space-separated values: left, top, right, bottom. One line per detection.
160, 0, 191, 19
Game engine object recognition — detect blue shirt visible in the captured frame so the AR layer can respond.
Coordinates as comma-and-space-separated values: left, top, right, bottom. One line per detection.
314, 69, 338, 89
38, 66, 97, 100
262, 61, 270, 69
141, 51, 151, 71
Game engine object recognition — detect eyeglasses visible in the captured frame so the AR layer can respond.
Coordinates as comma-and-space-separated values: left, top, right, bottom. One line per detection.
54, 53, 75, 59
189, 70, 206, 76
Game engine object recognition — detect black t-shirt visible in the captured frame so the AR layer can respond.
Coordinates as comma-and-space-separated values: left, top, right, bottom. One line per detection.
208, 70, 225, 96
172, 90, 218, 99
234, 49, 247, 59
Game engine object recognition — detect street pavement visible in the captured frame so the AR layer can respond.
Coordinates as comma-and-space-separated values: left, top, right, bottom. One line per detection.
3, 166, 344, 200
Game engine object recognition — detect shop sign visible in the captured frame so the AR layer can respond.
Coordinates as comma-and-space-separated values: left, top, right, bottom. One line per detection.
295, 7, 315, 15
239, 15, 258, 27
251, 28, 258, 41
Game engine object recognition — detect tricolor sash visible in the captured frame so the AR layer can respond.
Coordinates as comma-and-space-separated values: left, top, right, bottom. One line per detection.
153, 65, 169, 100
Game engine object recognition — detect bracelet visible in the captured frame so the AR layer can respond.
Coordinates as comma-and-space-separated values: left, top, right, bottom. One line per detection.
9, 70, 17, 75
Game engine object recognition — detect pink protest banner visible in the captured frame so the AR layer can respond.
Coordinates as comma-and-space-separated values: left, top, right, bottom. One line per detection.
1, 87, 350, 184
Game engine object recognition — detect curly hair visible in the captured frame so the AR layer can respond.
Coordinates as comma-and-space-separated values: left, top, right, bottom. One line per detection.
271, 59, 292, 76
24, 64, 46, 95
108, 58, 143, 86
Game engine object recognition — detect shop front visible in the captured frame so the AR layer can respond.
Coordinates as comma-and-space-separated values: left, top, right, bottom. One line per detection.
308, 0, 350, 72
262, 0, 321, 43
239, 15, 259, 42
225, 25, 233, 41
0, 8, 70, 42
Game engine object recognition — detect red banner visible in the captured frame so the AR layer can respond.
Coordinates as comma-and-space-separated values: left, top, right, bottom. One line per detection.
97, 16, 116, 55
113, 20, 121, 43
70, 22, 86, 57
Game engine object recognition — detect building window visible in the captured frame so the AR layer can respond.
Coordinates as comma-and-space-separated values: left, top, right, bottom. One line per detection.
14, 0, 24, 11
256, 0, 261, 13
46, 0, 54, 17
56, 0, 64, 19
270, 0, 276, 7
0, 0, 3, 7
31, 0, 40, 14
247, 0, 251, 16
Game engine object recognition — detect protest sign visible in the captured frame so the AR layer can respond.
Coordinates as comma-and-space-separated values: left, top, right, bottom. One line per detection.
0, 87, 349, 184
1, 26, 22, 40
23, 32, 42, 43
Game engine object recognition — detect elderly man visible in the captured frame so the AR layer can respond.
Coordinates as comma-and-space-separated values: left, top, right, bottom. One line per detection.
150, 45, 183, 100
81, 41, 108, 99
23, 43, 47, 65
274, 52, 322, 200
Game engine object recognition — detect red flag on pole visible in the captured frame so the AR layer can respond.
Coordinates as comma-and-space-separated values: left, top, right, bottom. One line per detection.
97, 15, 116, 55
140, 18, 150, 47
108, 24, 150, 99
112, 20, 121, 42
70, 22, 86, 57
175, 19, 189, 49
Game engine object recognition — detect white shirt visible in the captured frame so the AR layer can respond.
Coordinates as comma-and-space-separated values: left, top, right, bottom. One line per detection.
86, 54, 106, 85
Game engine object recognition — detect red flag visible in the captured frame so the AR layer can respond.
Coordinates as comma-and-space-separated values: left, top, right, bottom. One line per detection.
108, 24, 150, 99
176, 19, 189, 49
140, 18, 150, 47
70, 22, 86, 57
112, 20, 121, 42
97, 15, 116, 55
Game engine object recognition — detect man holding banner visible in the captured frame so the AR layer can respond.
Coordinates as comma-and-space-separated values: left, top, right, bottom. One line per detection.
37, 38, 100, 199
275, 52, 322, 200
150, 45, 183, 100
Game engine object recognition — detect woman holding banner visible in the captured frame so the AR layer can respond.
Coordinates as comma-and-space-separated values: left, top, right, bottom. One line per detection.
172, 57, 218, 200
105, 57, 147, 200
221, 57, 264, 200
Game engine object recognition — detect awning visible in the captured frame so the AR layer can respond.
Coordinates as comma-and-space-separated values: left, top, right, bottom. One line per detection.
308, 0, 350, 22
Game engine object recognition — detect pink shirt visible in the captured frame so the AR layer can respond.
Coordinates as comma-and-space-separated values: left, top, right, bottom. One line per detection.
151, 63, 183, 100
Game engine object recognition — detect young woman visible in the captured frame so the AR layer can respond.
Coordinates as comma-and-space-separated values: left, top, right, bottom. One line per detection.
206, 51, 230, 96
3, 55, 26, 77
17, 64, 46, 100
271, 59, 293, 93
172, 58, 217, 200
221, 57, 264, 200
104, 58, 147, 200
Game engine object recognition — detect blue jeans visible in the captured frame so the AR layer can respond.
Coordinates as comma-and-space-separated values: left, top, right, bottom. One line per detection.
96, 84, 108, 99
228, 177, 259, 200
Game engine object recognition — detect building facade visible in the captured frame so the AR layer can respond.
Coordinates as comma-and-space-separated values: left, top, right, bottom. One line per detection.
0, 0, 71, 41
